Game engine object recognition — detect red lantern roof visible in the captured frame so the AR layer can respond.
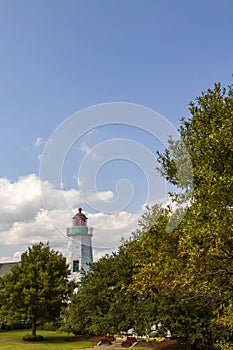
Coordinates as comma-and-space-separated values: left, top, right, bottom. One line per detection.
72, 208, 88, 220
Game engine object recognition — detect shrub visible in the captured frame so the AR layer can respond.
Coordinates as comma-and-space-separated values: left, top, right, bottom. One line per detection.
43, 321, 59, 331
23, 334, 44, 341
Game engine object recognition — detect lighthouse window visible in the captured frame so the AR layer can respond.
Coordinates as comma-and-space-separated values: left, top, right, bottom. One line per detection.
73, 260, 79, 272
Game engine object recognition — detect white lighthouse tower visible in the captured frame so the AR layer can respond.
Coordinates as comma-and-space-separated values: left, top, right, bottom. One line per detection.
66, 208, 93, 281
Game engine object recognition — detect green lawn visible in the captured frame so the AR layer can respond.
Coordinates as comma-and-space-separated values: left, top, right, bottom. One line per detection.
0, 330, 95, 350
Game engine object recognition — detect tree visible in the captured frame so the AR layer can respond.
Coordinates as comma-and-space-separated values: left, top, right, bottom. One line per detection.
128, 82, 233, 349
0, 242, 74, 336
61, 243, 157, 336
157, 83, 232, 206
128, 205, 219, 349
157, 83, 233, 347
61, 244, 134, 335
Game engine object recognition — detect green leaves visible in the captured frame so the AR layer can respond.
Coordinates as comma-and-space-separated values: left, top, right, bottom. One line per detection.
127, 82, 233, 348
0, 242, 74, 336
60, 244, 158, 336
59, 81, 233, 349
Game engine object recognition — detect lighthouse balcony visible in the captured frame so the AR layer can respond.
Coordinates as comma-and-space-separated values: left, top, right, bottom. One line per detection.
66, 226, 92, 236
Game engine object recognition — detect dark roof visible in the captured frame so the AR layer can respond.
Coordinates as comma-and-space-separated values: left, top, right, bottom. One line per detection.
72, 208, 88, 220
0, 262, 20, 277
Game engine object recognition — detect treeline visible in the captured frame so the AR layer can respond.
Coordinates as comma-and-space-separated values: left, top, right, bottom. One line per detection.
61, 83, 233, 350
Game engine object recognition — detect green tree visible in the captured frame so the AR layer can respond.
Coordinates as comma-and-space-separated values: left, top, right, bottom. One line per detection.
128, 82, 233, 349
0, 242, 74, 336
157, 82, 233, 348
61, 243, 157, 336
157, 83, 232, 206
128, 205, 219, 349
61, 245, 134, 335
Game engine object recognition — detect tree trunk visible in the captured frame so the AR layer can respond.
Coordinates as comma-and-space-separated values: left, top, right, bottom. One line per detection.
31, 320, 37, 337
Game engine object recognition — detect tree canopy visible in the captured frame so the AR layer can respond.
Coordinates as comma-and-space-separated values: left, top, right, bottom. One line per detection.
62, 82, 233, 350
60, 242, 160, 336
0, 242, 74, 336
128, 82, 233, 349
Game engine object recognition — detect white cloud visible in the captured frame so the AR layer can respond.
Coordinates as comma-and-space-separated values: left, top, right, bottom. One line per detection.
79, 143, 91, 154
77, 177, 85, 187
0, 209, 139, 256
87, 191, 114, 202
0, 251, 22, 263
12, 251, 22, 261
78, 142, 99, 160
0, 209, 68, 246
35, 137, 44, 148
0, 174, 83, 226
0, 174, 42, 225
88, 211, 140, 252
0, 174, 141, 262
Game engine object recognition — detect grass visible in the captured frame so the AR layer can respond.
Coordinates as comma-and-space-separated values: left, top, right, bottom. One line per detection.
0, 330, 95, 350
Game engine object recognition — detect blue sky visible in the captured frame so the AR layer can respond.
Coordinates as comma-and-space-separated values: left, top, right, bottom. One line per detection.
0, 0, 232, 261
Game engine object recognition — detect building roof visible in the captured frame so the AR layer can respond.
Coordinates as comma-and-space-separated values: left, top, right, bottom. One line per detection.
0, 262, 20, 278
72, 208, 88, 220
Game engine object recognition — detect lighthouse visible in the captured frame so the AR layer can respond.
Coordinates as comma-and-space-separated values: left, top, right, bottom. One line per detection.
66, 208, 93, 281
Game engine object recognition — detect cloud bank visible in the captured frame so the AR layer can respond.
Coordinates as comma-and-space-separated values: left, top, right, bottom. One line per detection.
0, 174, 140, 262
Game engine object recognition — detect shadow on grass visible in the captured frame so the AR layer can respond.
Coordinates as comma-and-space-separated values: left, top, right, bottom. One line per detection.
0, 330, 96, 349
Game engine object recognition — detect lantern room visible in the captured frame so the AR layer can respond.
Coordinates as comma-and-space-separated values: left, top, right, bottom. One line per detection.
72, 208, 87, 227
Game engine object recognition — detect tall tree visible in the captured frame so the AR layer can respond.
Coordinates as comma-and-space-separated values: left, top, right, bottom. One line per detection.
128, 205, 219, 349
61, 243, 157, 336
157, 82, 233, 208
157, 83, 233, 328
61, 245, 135, 335
0, 242, 74, 336
128, 82, 233, 349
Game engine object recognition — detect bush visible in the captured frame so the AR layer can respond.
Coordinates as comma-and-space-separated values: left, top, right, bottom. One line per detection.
43, 321, 59, 331
0, 319, 31, 331
0, 322, 12, 331
23, 334, 44, 341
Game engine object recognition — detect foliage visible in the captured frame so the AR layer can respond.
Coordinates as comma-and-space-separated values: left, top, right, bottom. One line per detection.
60, 243, 157, 336
43, 321, 60, 331
128, 82, 233, 349
0, 242, 74, 337
60, 81, 233, 350
23, 334, 44, 341
61, 244, 133, 335
157, 83, 233, 203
